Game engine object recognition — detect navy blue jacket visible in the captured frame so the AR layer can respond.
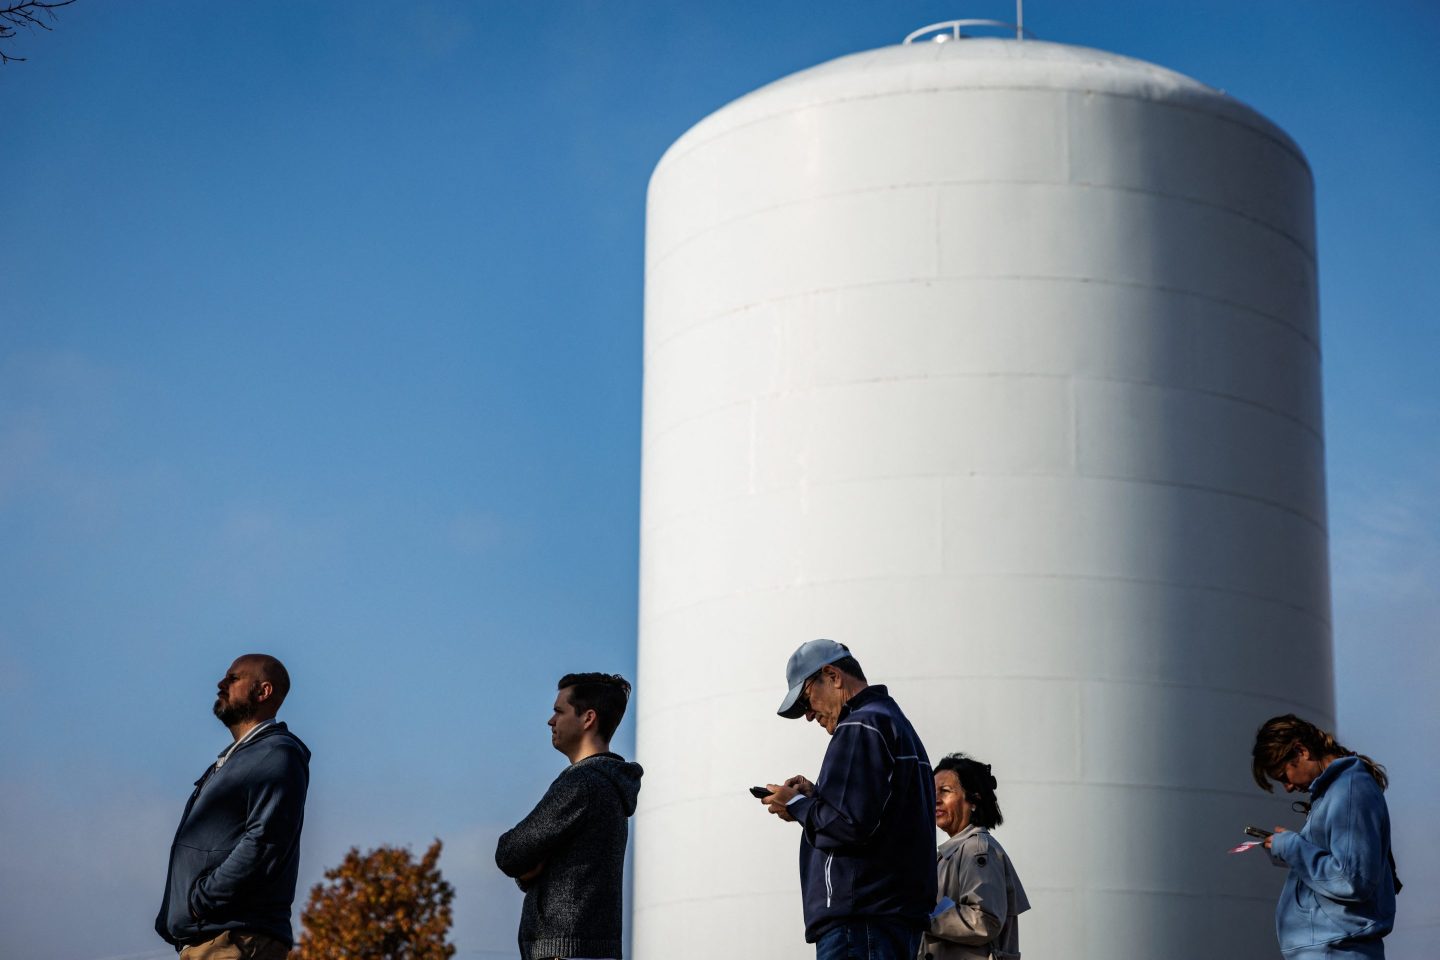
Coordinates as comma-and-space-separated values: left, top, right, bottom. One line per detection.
156, 721, 311, 948
788, 685, 937, 942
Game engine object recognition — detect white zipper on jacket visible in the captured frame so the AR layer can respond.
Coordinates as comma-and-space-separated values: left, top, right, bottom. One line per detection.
825, 853, 834, 907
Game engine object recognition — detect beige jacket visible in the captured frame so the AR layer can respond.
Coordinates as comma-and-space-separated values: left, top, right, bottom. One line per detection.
919, 826, 1030, 960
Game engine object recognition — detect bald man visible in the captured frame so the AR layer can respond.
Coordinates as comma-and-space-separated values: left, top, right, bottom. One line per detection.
156, 655, 311, 960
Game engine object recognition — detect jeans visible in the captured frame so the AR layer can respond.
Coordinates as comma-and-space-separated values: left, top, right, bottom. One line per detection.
816, 920, 922, 960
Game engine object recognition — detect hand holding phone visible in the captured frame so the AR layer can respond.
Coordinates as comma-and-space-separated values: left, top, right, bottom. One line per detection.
750, 785, 771, 799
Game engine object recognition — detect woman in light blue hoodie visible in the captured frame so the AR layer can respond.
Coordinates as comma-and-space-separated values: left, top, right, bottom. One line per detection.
1252, 715, 1399, 959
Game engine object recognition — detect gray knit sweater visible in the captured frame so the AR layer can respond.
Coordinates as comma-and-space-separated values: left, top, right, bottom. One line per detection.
496, 753, 643, 960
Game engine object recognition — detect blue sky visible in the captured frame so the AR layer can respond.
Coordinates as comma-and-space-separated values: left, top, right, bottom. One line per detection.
2, 2, 1437, 957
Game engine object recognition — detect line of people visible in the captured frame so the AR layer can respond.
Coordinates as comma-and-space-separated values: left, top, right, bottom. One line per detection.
153, 647, 1397, 960
752, 640, 1399, 960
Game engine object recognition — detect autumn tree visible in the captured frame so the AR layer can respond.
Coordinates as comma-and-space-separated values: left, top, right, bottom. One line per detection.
295, 838, 456, 960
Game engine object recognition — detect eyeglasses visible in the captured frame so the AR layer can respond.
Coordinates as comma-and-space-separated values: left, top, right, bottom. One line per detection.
796, 670, 822, 714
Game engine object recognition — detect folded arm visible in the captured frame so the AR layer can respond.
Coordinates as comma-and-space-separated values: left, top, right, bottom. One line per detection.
496, 772, 589, 878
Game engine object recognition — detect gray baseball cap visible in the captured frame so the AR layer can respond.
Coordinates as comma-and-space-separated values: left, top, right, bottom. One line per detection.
777, 638, 852, 719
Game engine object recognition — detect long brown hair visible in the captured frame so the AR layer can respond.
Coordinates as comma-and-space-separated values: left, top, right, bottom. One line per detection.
1251, 714, 1388, 792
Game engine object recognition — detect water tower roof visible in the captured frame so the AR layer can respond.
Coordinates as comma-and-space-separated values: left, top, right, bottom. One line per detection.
658, 39, 1303, 177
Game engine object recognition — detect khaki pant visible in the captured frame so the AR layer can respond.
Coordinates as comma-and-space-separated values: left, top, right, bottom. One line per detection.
179, 930, 290, 960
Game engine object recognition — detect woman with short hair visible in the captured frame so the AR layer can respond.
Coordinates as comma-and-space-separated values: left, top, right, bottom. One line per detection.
920, 754, 1030, 960
1252, 714, 1399, 959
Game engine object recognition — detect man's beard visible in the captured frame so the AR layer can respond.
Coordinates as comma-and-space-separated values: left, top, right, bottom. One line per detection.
214, 693, 259, 726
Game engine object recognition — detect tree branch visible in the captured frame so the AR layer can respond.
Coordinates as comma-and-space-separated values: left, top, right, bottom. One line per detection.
1, 0, 76, 65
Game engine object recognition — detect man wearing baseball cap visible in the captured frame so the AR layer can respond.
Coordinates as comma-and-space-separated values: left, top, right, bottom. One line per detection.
757, 639, 936, 960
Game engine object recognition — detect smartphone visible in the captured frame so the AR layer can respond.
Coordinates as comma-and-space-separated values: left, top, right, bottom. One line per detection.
1244, 826, 1273, 840
750, 785, 771, 799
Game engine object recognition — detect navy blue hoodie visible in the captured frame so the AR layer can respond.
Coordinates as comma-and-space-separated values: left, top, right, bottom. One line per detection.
787, 685, 937, 942
155, 721, 311, 948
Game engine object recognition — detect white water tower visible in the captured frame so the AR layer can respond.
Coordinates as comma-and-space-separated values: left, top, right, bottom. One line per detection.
635, 24, 1329, 960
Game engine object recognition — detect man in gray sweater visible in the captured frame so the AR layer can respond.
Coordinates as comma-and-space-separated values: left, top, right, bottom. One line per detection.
496, 673, 643, 960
